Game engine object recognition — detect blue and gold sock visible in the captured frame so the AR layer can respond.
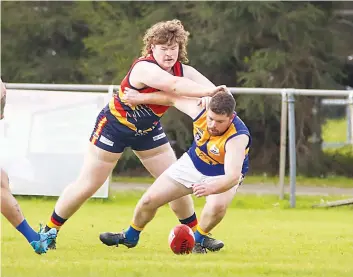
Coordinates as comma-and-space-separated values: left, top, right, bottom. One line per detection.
124, 223, 143, 243
194, 225, 208, 244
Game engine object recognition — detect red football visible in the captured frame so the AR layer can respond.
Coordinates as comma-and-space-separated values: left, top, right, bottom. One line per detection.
168, 224, 195, 255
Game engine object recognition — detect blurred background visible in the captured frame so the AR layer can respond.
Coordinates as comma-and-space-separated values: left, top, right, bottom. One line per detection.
1, 1, 353, 180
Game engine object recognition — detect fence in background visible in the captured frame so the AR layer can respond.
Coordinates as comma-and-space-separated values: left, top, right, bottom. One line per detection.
321, 86, 353, 148
5, 83, 353, 207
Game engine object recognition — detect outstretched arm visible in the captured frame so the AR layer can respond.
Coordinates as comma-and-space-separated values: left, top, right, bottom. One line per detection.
183, 64, 232, 96
130, 62, 226, 98
192, 134, 249, 197
122, 88, 205, 119
122, 88, 177, 107
182, 64, 216, 88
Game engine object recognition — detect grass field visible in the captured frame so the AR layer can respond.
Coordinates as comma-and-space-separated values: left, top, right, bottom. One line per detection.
112, 175, 353, 188
2, 192, 353, 277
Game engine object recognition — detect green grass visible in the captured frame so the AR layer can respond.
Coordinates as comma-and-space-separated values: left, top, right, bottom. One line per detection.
112, 175, 353, 188
245, 175, 353, 188
322, 118, 347, 143
2, 193, 353, 277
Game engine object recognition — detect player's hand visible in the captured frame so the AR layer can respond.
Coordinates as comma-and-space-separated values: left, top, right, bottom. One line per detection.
209, 85, 230, 96
192, 183, 214, 197
121, 87, 141, 107
197, 96, 212, 110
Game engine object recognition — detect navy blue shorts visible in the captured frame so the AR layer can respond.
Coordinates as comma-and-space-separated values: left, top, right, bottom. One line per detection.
89, 109, 169, 153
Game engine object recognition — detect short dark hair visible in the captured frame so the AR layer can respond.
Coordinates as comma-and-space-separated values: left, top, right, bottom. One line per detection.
209, 92, 236, 117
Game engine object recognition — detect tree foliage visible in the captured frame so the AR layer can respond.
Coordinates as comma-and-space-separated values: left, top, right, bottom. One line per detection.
1, 1, 90, 83
1, 1, 352, 176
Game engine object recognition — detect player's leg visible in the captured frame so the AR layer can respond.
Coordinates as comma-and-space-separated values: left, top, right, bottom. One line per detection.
137, 143, 225, 253
1, 169, 25, 228
1, 169, 57, 254
100, 171, 191, 248
134, 144, 197, 229
132, 173, 191, 229
194, 182, 241, 253
132, 125, 198, 231
46, 143, 121, 225
44, 111, 124, 245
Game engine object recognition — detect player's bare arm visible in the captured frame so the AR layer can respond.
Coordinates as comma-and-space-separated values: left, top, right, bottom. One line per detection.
192, 134, 249, 197
122, 88, 176, 107
182, 64, 216, 88
130, 61, 226, 97
123, 87, 206, 119
183, 65, 233, 96
181, 64, 219, 107
123, 63, 225, 112
123, 63, 224, 117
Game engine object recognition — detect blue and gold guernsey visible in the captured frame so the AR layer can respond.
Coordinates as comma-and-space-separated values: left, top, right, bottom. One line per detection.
187, 109, 251, 177
89, 55, 184, 153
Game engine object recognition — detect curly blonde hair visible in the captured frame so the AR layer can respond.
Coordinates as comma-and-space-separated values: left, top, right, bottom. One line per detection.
142, 19, 190, 63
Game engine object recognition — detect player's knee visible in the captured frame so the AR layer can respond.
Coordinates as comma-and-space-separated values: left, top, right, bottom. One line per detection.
138, 193, 157, 210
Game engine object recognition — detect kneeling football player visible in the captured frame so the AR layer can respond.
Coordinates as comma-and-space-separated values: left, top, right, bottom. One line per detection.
100, 89, 251, 253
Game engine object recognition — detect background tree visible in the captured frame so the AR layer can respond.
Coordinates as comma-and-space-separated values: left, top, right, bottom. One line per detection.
1, 1, 88, 83
1, 1, 352, 176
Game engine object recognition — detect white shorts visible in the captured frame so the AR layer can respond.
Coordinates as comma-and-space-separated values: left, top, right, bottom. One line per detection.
165, 153, 243, 191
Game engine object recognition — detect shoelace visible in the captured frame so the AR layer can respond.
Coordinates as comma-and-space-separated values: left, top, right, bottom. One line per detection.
38, 223, 57, 242
38, 223, 44, 233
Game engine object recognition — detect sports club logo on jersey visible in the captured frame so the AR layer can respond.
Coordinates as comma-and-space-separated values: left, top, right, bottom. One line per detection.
125, 105, 160, 136
195, 128, 203, 142
134, 121, 159, 137
210, 144, 220, 156
126, 104, 155, 122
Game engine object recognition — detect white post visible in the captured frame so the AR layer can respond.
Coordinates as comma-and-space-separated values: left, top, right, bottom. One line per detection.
349, 92, 353, 146
108, 85, 115, 98
287, 91, 296, 208
279, 89, 288, 200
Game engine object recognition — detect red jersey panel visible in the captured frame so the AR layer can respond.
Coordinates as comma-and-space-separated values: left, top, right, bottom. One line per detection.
108, 55, 183, 135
